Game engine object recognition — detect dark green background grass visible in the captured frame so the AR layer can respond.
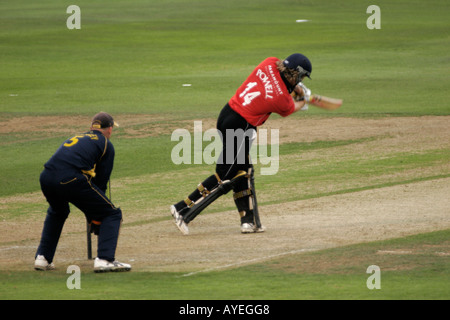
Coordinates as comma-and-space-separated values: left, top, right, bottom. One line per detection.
0, 0, 449, 301
1, 0, 449, 116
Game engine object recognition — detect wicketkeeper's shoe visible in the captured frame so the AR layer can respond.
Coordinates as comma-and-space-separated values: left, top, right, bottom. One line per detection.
241, 223, 266, 234
170, 205, 189, 235
34, 255, 55, 271
94, 257, 132, 273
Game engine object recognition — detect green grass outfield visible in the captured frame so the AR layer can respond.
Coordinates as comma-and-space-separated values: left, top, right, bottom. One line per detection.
0, 0, 449, 302
1, 230, 449, 300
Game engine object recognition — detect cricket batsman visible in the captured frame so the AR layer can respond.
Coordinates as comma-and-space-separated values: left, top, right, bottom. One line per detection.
171, 53, 313, 235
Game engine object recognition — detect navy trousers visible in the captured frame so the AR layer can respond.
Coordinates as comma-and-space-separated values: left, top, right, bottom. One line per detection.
36, 169, 122, 263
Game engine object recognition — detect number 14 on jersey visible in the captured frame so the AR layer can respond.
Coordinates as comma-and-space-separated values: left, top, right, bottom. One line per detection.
239, 82, 261, 106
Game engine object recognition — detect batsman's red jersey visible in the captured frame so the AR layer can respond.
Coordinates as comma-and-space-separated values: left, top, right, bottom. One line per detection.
229, 57, 295, 127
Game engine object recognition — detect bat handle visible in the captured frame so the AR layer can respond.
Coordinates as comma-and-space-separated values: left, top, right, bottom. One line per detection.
309, 94, 321, 104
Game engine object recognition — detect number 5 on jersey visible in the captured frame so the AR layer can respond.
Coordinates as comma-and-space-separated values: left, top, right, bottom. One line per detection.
64, 135, 84, 147
239, 82, 261, 106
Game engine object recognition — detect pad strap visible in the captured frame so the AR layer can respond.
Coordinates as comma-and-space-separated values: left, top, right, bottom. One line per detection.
214, 172, 223, 184
184, 197, 194, 208
197, 184, 211, 198
233, 188, 252, 200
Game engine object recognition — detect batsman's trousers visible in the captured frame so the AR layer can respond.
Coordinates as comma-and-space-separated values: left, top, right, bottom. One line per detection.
36, 169, 122, 263
216, 103, 256, 180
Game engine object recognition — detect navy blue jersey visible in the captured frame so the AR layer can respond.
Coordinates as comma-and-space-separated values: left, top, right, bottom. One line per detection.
44, 130, 115, 192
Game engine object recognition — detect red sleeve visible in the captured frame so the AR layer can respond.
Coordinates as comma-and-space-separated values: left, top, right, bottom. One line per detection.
277, 94, 296, 117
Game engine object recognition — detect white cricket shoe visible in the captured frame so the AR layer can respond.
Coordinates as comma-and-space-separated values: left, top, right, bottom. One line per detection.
170, 205, 189, 235
94, 257, 132, 273
34, 255, 55, 271
241, 223, 266, 234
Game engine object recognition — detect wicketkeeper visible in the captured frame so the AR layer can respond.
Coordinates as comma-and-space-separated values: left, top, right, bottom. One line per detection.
171, 53, 312, 235
35, 112, 131, 272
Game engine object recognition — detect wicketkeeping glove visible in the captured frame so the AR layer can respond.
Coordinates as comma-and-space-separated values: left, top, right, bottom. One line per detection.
89, 220, 101, 235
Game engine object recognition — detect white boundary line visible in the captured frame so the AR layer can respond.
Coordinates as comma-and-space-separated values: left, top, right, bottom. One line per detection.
179, 248, 317, 278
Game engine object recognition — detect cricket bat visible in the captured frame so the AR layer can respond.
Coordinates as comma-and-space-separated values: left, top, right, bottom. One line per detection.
293, 85, 343, 110
308, 94, 343, 110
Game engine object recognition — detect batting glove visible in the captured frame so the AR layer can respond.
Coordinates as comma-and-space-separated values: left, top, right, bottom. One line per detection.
298, 83, 311, 102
